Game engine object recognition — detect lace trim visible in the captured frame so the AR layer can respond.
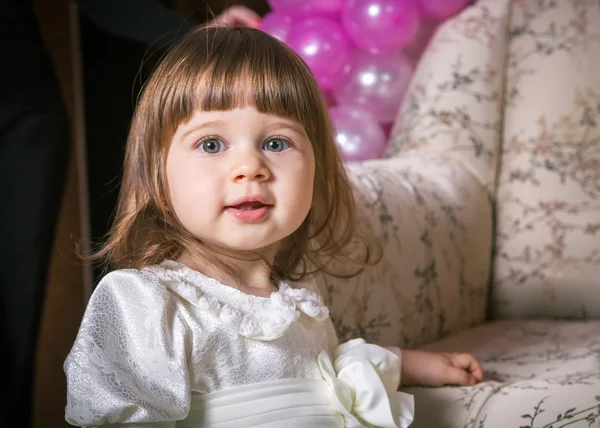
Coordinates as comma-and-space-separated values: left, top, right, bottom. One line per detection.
147, 260, 330, 341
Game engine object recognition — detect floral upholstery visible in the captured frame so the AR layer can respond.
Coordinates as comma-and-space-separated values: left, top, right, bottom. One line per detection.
387, 0, 509, 193
317, 0, 600, 426
317, 154, 492, 348
406, 319, 600, 428
492, 0, 600, 319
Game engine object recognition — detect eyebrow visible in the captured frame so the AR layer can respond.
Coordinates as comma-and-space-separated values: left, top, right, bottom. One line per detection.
267, 121, 307, 137
179, 118, 308, 141
180, 120, 225, 140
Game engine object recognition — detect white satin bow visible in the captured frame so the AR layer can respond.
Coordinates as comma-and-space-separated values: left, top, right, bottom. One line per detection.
318, 338, 414, 428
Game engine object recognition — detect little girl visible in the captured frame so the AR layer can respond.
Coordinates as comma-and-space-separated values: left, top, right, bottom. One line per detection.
65, 25, 483, 427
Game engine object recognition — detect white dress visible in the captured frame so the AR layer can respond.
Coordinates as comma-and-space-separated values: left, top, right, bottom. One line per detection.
64, 260, 414, 427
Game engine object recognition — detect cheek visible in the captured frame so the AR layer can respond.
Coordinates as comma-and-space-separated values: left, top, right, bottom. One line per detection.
166, 156, 190, 211
166, 153, 222, 218
282, 154, 315, 214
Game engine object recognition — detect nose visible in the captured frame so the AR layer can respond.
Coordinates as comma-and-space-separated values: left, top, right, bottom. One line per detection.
229, 150, 271, 183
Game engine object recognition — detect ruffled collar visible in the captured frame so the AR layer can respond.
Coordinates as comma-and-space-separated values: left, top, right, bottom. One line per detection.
148, 260, 329, 341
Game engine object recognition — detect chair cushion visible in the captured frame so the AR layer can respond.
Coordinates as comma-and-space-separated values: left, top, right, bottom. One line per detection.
404, 319, 600, 427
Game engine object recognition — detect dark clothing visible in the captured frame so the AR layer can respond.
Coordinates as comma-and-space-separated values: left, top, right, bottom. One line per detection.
0, 1, 69, 426
78, 0, 199, 47
75, 0, 199, 282
0, 1, 199, 424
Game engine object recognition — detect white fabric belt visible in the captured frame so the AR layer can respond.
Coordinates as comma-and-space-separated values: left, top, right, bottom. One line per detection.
180, 378, 344, 428
179, 339, 414, 428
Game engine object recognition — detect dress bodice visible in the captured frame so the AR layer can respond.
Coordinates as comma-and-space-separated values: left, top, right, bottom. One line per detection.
151, 260, 339, 393
64, 260, 339, 426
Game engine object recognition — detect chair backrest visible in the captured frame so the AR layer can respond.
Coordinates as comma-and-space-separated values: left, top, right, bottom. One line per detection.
490, 0, 600, 319
389, 0, 600, 321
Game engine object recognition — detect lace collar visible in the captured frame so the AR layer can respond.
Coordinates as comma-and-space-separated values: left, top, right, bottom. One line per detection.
148, 260, 329, 341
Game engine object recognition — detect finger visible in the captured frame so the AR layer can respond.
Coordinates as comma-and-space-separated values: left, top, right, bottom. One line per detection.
472, 363, 484, 382
444, 366, 477, 386
449, 353, 485, 381
217, 6, 261, 28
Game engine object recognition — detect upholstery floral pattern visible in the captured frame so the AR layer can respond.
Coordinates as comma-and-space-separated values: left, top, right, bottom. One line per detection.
315, 0, 513, 349
405, 319, 600, 428
320, 0, 600, 426
387, 0, 510, 193
492, 0, 600, 319
315, 153, 492, 348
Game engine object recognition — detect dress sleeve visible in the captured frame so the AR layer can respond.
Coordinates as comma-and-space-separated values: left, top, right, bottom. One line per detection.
64, 269, 192, 427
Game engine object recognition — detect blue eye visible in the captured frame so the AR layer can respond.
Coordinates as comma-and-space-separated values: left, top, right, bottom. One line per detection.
199, 138, 225, 154
263, 138, 290, 152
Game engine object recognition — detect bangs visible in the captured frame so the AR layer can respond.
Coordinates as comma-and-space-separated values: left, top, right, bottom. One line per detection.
154, 26, 326, 139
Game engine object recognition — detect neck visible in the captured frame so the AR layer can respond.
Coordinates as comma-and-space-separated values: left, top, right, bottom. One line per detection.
178, 246, 278, 297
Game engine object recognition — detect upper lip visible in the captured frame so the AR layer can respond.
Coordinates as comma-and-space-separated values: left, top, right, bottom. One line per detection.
225, 195, 273, 208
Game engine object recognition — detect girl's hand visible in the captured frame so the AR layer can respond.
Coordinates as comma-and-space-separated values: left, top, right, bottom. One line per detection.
209, 6, 262, 28
393, 348, 484, 387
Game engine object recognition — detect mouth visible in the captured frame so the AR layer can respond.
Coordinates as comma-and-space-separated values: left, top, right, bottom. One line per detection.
227, 201, 269, 211
225, 197, 273, 223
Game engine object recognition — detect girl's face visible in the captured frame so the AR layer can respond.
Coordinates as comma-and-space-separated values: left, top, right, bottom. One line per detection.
166, 106, 315, 261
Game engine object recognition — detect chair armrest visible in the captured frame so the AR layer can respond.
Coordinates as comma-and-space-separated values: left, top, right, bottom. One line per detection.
316, 153, 492, 348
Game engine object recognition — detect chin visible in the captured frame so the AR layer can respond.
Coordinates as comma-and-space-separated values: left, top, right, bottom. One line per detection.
219, 239, 280, 255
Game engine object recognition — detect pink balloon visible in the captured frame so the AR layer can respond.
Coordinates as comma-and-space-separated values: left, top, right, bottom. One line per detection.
329, 106, 387, 162
322, 90, 337, 107
259, 12, 293, 43
333, 50, 413, 124
417, 0, 470, 20
287, 18, 352, 91
403, 17, 439, 64
267, 0, 342, 17
381, 122, 394, 139
341, 0, 420, 54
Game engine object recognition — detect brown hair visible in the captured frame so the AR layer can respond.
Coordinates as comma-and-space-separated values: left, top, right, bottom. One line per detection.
93, 25, 377, 281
